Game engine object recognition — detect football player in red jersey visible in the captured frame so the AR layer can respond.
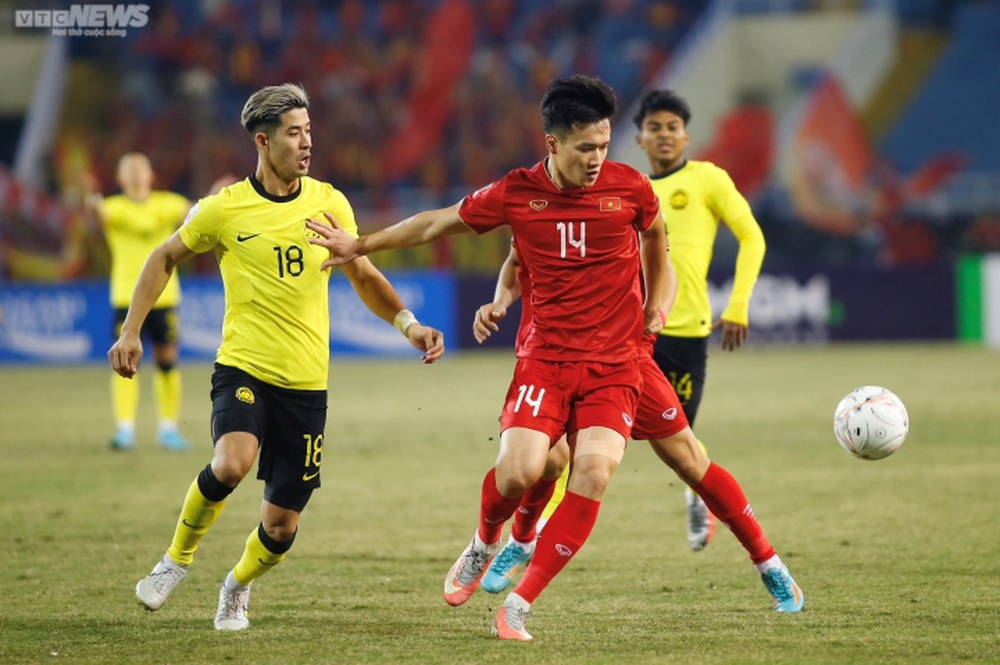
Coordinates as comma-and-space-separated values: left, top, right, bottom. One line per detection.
473, 242, 803, 618
307, 75, 671, 640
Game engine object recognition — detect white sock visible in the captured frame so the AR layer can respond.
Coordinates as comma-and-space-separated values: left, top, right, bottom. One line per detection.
754, 554, 783, 575
505, 592, 531, 611
508, 534, 534, 553
473, 531, 500, 552
116, 421, 135, 435
223, 570, 247, 592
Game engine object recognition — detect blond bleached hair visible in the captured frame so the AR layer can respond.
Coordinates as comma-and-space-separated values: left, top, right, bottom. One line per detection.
240, 83, 309, 136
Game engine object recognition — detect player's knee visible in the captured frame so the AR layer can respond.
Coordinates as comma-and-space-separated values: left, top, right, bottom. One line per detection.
197, 464, 236, 502
495, 466, 540, 497
543, 445, 570, 477
258, 522, 298, 551
152, 344, 178, 369
651, 430, 709, 483
210, 449, 254, 486
567, 455, 617, 497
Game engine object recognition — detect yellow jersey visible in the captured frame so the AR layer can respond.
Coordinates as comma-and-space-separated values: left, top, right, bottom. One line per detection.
103, 191, 190, 307
651, 160, 765, 338
179, 176, 358, 390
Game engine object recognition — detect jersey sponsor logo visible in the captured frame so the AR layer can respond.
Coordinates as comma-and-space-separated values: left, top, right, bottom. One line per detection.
236, 387, 255, 404
599, 197, 622, 212
661, 407, 678, 420
669, 189, 689, 209
555, 544, 573, 557
529, 199, 548, 211
301, 470, 320, 482
622, 412, 633, 427
236, 232, 261, 242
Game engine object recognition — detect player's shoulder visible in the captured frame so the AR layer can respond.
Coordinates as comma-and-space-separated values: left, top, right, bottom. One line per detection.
501, 163, 543, 187
298, 176, 346, 201
209, 176, 252, 203
687, 159, 733, 182
150, 189, 189, 201
187, 178, 248, 221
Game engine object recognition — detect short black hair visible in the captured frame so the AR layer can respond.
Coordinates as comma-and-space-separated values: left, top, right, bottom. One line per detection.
633, 89, 691, 130
540, 74, 617, 137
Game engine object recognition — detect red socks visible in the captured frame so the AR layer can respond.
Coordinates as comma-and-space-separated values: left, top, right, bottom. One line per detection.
693, 462, 775, 564
511, 476, 558, 543
478, 468, 522, 544
514, 491, 600, 604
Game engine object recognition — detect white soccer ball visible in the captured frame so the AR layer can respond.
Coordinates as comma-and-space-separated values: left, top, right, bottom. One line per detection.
833, 385, 909, 460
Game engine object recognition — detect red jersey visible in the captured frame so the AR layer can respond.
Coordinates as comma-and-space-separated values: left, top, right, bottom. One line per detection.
460, 159, 660, 363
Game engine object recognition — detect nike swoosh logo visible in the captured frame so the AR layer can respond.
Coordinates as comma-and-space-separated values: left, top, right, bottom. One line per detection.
302, 471, 320, 481
237, 233, 261, 242
182, 519, 204, 529
257, 558, 278, 566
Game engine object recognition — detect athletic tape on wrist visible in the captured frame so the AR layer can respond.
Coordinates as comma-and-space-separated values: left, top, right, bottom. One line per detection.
393, 309, 419, 336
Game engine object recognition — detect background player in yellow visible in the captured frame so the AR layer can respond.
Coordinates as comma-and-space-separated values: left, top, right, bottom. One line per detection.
537, 90, 767, 550
637, 89, 766, 549
109, 83, 444, 631
87, 153, 194, 451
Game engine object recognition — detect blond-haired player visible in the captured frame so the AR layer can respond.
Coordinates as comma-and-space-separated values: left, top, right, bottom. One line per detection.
111, 83, 444, 630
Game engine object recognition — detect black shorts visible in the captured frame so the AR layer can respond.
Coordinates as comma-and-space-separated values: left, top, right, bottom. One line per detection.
113, 307, 179, 346
651, 334, 709, 427
210, 363, 327, 496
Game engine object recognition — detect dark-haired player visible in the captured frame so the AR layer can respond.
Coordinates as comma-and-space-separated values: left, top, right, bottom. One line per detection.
305, 74, 671, 641
634, 89, 766, 549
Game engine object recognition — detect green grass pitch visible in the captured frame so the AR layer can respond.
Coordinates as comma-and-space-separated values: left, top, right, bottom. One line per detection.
1, 343, 998, 664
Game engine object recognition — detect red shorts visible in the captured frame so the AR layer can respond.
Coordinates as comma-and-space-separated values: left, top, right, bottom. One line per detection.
632, 341, 689, 441
500, 357, 641, 443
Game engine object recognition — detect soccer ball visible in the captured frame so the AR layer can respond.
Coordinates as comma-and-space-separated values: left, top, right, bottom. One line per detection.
833, 386, 909, 460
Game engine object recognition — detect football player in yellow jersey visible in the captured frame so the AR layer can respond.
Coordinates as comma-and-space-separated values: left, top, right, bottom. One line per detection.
109, 83, 444, 631
637, 89, 765, 550
87, 153, 193, 451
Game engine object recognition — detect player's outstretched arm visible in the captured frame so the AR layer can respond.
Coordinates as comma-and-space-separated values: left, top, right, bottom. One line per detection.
306, 203, 470, 269
340, 256, 445, 364
108, 232, 196, 378
473, 246, 522, 344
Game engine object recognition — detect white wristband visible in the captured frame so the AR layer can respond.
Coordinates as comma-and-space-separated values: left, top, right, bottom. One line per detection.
393, 309, 419, 336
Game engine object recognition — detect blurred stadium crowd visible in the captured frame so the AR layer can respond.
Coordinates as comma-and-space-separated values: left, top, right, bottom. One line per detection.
1, 0, 999, 281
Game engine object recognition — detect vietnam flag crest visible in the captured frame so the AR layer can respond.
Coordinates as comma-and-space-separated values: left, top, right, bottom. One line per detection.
599, 197, 622, 212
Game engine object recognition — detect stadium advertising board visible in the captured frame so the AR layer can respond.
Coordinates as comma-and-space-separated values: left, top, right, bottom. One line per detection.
708, 262, 955, 343
0, 272, 456, 363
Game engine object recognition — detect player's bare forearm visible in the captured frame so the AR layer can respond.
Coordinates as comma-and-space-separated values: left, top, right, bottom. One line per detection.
341, 258, 445, 363
639, 221, 673, 332
109, 234, 193, 377
308, 204, 469, 269
493, 247, 522, 309
340, 257, 407, 323
474, 247, 522, 344
360, 204, 469, 254
121, 236, 190, 337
